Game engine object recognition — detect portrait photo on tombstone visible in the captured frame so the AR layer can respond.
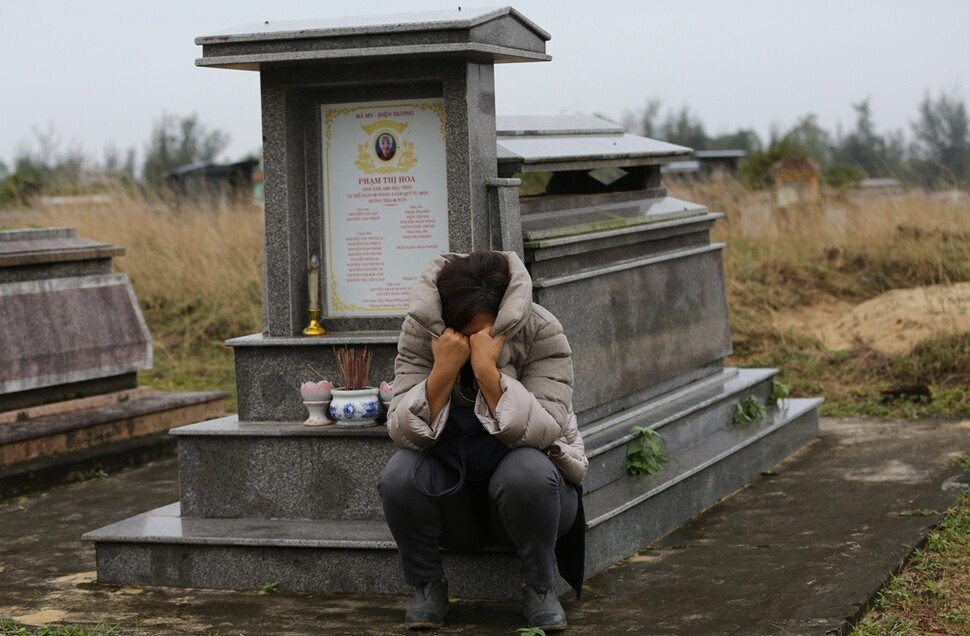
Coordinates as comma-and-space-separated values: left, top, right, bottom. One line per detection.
376, 133, 397, 161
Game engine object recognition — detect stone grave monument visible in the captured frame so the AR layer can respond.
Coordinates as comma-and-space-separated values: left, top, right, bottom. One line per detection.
85, 7, 821, 599
0, 227, 225, 498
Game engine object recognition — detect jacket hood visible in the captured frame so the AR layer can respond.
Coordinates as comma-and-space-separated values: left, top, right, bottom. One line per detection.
406, 251, 533, 339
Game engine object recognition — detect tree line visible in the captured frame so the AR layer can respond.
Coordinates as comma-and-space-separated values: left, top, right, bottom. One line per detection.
0, 113, 233, 206
2, 90, 968, 205
621, 90, 970, 190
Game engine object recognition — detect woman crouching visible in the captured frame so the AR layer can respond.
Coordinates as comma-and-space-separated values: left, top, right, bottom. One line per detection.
379, 249, 588, 631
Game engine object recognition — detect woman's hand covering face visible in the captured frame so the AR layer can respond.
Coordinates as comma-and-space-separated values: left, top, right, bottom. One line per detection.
469, 325, 506, 376
431, 327, 470, 377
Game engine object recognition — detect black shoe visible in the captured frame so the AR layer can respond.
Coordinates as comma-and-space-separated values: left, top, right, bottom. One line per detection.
406, 579, 449, 629
521, 584, 567, 632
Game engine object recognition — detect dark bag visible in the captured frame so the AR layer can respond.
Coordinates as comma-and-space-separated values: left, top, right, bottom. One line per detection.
410, 406, 510, 497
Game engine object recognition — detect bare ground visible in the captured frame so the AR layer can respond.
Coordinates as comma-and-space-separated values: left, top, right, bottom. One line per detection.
773, 282, 970, 355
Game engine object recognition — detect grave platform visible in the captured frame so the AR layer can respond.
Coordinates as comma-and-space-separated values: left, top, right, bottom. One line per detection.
85, 371, 820, 600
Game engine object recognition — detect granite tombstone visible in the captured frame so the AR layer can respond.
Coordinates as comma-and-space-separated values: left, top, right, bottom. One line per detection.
85, 6, 821, 601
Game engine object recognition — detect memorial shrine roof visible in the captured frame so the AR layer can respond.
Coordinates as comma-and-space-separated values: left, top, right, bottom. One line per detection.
496, 115, 624, 137
196, 6, 551, 69
497, 116, 692, 174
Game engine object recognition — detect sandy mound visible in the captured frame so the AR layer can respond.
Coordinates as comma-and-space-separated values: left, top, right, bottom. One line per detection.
774, 282, 970, 355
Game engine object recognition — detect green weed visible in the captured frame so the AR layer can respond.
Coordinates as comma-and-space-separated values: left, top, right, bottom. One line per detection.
733, 395, 767, 424
625, 426, 667, 476
949, 455, 970, 473
0, 619, 121, 636
769, 379, 790, 407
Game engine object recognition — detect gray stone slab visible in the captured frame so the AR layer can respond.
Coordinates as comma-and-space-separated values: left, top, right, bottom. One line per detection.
196, 7, 551, 70
0, 392, 226, 446
497, 115, 624, 137
525, 214, 719, 281
170, 414, 389, 437
576, 363, 724, 427
0, 227, 123, 283
86, 504, 396, 547
175, 420, 394, 520
0, 274, 152, 394
627, 369, 773, 455
227, 333, 398, 421
520, 195, 708, 243
0, 227, 75, 242
0, 237, 123, 266
0, 258, 115, 284
497, 132, 692, 175
91, 538, 526, 599
86, 505, 524, 598
533, 244, 733, 415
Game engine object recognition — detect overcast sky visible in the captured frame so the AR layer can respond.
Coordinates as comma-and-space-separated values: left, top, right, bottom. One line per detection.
2, 1, 968, 170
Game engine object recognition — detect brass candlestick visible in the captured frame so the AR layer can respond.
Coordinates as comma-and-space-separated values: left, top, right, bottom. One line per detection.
303, 255, 326, 336
303, 307, 326, 336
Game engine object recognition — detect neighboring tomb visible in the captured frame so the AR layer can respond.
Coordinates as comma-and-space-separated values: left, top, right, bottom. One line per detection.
0, 227, 225, 496
0, 227, 150, 411
663, 149, 746, 179
166, 159, 261, 203
771, 155, 821, 206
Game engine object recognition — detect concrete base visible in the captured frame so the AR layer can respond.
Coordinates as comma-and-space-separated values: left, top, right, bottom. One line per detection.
84, 370, 821, 600
0, 431, 177, 500
5, 418, 966, 634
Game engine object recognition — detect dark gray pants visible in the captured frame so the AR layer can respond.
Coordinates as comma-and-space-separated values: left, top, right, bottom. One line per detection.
378, 446, 578, 592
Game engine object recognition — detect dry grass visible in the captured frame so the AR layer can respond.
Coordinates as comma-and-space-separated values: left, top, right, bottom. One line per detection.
668, 178, 970, 418
672, 179, 970, 307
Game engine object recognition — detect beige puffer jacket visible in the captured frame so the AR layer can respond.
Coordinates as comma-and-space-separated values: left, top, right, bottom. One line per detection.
386, 252, 588, 485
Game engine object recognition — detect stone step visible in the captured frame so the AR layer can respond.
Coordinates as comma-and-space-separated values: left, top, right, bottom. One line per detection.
583, 397, 822, 577
84, 398, 820, 600
171, 417, 394, 520
84, 503, 523, 599
171, 368, 777, 520
581, 367, 776, 494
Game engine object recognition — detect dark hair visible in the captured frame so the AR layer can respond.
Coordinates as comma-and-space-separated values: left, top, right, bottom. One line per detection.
437, 250, 511, 330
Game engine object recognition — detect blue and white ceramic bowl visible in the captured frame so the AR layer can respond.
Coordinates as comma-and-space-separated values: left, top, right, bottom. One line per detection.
329, 388, 381, 428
